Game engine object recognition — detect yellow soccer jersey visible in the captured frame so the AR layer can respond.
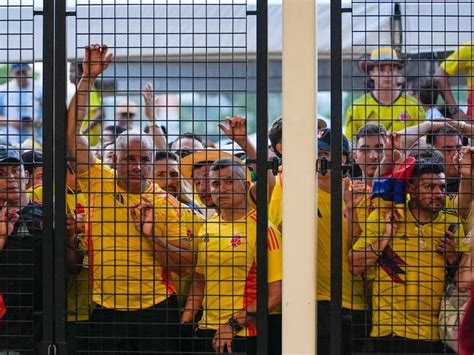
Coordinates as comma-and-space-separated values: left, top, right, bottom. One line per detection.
345, 92, 425, 139
77, 161, 185, 310
267, 175, 366, 310
65, 191, 94, 321
172, 203, 205, 306
79, 88, 102, 147
268, 170, 283, 232
441, 41, 474, 88
353, 205, 470, 341
317, 189, 366, 310
196, 210, 282, 337
26, 184, 43, 203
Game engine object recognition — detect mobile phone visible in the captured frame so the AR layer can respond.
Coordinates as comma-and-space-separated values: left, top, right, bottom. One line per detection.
447, 223, 458, 234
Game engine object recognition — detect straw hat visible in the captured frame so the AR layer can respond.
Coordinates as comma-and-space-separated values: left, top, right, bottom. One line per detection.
359, 47, 405, 74
180, 149, 252, 182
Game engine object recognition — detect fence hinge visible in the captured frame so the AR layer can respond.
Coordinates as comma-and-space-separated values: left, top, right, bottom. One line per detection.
316, 157, 332, 176
246, 157, 281, 176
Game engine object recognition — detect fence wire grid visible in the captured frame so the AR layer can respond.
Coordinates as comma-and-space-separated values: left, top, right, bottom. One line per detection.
0, 0, 474, 355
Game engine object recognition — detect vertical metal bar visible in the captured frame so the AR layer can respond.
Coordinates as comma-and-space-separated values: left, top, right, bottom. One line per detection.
282, 1, 317, 353
54, 0, 68, 352
41, 0, 55, 353
256, 0, 269, 353
330, 0, 343, 354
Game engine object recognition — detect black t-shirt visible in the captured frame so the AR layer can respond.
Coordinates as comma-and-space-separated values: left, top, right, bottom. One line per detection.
0, 202, 43, 352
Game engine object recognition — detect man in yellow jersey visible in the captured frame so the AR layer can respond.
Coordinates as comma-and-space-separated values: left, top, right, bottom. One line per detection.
67, 45, 191, 353
69, 61, 102, 146
315, 129, 368, 354
22, 150, 43, 191
154, 150, 205, 307
350, 159, 471, 353
345, 48, 424, 139
268, 117, 283, 231
426, 126, 463, 194
181, 149, 239, 219
181, 158, 282, 354
435, 41, 474, 121
352, 123, 386, 187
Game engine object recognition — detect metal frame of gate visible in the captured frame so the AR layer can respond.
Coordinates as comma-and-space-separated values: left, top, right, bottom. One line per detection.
37, 1, 270, 354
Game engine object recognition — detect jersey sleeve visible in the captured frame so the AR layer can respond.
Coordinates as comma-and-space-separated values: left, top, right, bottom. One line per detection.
441, 43, 473, 76
154, 194, 186, 241
76, 158, 114, 192
267, 225, 282, 283
454, 220, 471, 253
352, 207, 386, 251
344, 104, 355, 139
194, 235, 206, 275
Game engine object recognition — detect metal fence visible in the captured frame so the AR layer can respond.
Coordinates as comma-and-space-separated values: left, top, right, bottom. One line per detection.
1, 1, 473, 354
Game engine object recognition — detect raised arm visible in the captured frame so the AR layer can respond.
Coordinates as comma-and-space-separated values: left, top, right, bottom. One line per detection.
398, 120, 448, 151
181, 272, 205, 323
67, 45, 112, 174
142, 82, 167, 150
452, 146, 474, 220
349, 210, 398, 276
434, 66, 468, 121
219, 115, 276, 202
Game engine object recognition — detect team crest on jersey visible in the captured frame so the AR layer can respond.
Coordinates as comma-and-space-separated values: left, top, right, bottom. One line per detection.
186, 229, 194, 241
230, 234, 242, 248
398, 112, 410, 121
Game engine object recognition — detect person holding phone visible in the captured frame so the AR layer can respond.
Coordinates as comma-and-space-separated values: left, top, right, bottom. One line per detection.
350, 159, 471, 353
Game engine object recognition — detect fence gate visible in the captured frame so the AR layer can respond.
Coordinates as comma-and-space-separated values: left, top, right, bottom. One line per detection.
0, 0, 272, 354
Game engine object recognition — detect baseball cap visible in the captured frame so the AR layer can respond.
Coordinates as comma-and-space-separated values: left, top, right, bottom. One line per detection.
11, 63, 31, 72
116, 99, 138, 115
317, 128, 350, 155
0, 146, 22, 164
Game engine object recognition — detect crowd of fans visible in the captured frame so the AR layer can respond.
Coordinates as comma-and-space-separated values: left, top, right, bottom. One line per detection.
0, 42, 473, 354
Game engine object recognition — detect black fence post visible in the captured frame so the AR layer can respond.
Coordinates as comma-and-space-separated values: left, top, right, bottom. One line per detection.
41, 0, 56, 353
256, 0, 269, 354
330, 0, 343, 354
53, 0, 68, 351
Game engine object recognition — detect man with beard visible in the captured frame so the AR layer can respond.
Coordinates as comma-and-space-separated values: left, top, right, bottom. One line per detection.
350, 159, 471, 353
67, 44, 191, 353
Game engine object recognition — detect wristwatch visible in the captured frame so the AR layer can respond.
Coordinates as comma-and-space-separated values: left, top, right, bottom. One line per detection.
227, 317, 243, 332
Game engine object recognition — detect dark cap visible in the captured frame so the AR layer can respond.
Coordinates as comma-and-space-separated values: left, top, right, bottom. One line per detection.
0, 146, 22, 164
317, 128, 350, 155
11, 63, 31, 72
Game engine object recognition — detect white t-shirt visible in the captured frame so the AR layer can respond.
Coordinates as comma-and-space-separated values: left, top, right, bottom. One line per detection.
0, 79, 43, 122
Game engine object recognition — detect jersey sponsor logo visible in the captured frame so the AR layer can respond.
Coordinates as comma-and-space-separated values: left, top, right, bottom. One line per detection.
398, 112, 410, 121
114, 193, 124, 204
230, 233, 242, 248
